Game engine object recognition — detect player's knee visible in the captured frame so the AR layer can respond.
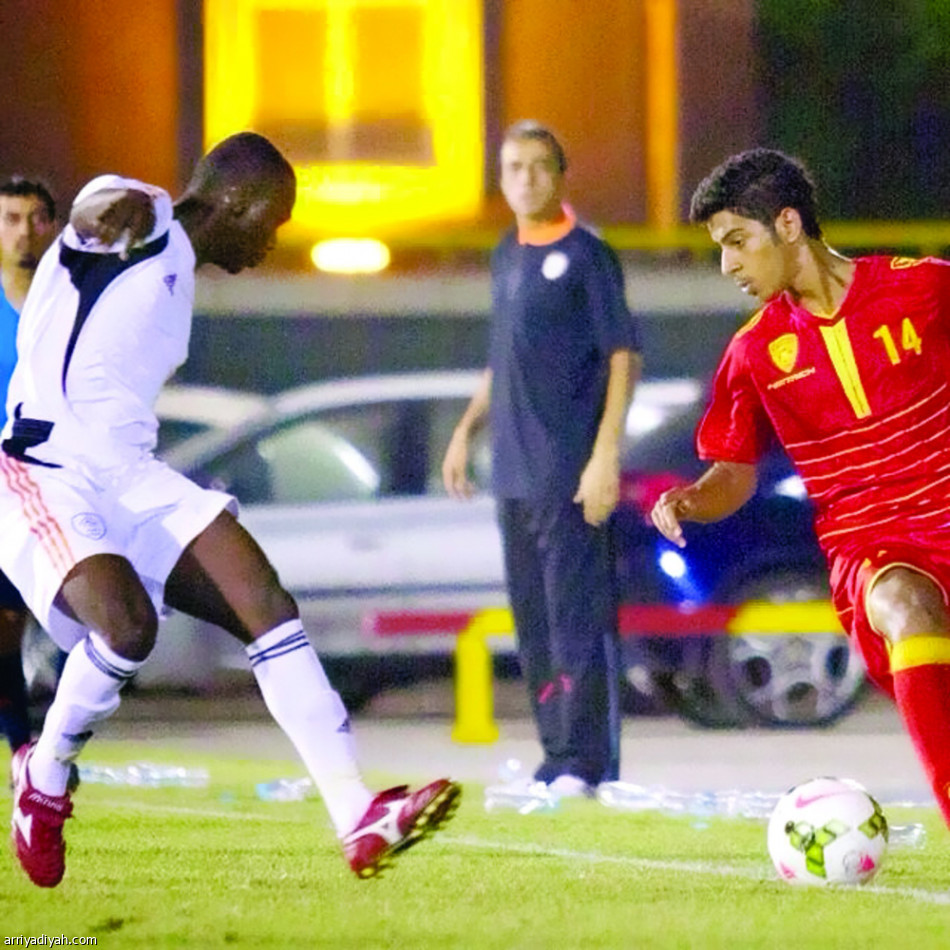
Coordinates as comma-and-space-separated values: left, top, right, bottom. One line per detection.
101, 597, 160, 662
867, 567, 950, 645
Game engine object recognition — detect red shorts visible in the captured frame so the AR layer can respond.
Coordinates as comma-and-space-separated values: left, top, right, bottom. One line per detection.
828, 540, 950, 699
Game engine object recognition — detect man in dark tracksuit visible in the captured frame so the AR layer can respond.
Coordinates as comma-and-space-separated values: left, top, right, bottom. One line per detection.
443, 121, 641, 795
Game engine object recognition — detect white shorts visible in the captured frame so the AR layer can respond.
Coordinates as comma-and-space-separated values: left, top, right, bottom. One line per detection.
0, 454, 236, 651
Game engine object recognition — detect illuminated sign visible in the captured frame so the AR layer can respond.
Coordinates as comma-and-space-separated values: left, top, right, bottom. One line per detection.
205, 0, 484, 236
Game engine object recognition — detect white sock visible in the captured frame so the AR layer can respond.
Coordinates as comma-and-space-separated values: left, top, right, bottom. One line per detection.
247, 620, 372, 834
30, 632, 141, 796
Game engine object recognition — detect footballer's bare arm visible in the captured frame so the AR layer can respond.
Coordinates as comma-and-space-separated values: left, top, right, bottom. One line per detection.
650, 460, 758, 548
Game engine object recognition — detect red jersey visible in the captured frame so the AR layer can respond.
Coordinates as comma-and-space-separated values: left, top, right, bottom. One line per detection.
697, 255, 950, 557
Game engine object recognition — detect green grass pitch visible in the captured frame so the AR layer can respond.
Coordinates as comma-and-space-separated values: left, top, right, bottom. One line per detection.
1, 741, 948, 949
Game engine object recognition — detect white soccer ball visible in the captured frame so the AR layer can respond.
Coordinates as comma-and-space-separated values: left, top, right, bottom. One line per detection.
767, 777, 888, 886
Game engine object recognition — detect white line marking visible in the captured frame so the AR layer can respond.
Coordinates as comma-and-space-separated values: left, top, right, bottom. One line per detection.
80, 799, 950, 905
87, 799, 297, 822
438, 835, 950, 906
443, 834, 768, 880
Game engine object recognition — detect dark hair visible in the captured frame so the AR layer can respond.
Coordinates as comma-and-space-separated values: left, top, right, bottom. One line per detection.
0, 177, 55, 222
501, 120, 568, 175
689, 148, 822, 239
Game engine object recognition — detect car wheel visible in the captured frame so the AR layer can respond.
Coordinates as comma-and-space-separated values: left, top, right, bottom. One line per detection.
623, 635, 755, 729
720, 570, 867, 728
619, 659, 676, 717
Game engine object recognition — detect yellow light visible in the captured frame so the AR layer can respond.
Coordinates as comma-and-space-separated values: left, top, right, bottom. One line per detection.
644, 0, 680, 231
311, 238, 391, 274
204, 0, 484, 235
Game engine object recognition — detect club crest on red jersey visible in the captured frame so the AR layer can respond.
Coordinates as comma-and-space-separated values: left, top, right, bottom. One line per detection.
890, 256, 924, 269
768, 333, 799, 374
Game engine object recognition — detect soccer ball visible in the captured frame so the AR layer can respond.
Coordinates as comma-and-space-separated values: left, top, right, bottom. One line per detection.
767, 777, 888, 886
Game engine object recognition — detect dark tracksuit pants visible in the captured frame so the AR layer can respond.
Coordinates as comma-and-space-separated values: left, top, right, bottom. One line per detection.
497, 496, 621, 786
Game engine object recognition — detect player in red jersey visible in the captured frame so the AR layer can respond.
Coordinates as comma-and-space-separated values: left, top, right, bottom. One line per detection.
651, 148, 950, 828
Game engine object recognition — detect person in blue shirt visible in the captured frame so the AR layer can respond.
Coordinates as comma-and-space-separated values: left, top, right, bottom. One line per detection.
0, 179, 57, 416
443, 121, 642, 796
0, 178, 57, 755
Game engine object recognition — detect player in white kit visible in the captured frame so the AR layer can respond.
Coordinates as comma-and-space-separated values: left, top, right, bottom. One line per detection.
2, 132, 459, 888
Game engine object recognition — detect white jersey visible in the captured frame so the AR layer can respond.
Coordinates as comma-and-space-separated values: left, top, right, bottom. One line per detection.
3, 175, 195, 473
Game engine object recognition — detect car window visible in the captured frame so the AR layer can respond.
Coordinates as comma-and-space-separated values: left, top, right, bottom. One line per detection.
195, 394, 494, 505
199, 426, 377, 504
199, 404, 393, 504
375, 396, 491, 498
256, 421, 380, 503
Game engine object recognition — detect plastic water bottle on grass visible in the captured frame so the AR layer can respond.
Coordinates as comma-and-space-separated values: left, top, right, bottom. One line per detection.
484, 781, 557, 814
255, 777, 313, 802
596, 782, 658, 811
598, 782, 782, 820
686, 790, 717, 829
888, 823, 927, 849
484, 758, 557, 814
78, 762, 209, 787
598, 781, 928, 850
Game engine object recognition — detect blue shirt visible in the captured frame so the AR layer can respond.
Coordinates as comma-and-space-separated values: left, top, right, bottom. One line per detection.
488, 222, 641, 499
0, 284, 19, 432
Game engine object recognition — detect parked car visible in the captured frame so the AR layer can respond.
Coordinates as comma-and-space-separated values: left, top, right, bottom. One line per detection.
132, 369, 866, 728
144, 371, 701, 698
24, 370, 868, 727
153, 370, 864, 727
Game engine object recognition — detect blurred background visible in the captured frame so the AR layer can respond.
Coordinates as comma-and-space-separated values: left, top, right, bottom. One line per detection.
4, 0, 950, 732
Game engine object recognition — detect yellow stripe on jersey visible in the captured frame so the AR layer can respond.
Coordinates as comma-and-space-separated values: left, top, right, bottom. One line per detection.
819, 320, 871, 419
890, 635, 950, 673
734, 307, 764, 338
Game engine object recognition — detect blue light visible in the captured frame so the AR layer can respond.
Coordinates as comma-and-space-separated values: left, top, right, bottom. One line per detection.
773, 475, 807, 499
659, 549, 687, 579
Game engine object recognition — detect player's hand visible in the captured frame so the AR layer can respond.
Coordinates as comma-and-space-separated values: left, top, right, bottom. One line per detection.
573, 451, 619, 526
650, 487, 690, 548
72, 188, 156, 259
97, 191, 156, 260
442, 434, 475, 499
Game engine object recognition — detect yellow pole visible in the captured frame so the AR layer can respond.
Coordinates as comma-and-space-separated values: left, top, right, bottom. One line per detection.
451, 608, 513, 743
643, 0, 680, 232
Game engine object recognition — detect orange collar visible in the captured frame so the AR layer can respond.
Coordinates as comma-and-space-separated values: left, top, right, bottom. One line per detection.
517, 204, 576, 246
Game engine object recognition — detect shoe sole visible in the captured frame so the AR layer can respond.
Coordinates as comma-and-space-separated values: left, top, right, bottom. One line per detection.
360, 781, 462, 879
392, 780, 462, 856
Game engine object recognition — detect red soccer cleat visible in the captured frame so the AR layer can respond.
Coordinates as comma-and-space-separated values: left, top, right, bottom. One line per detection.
342, 778, 461, 879
9, 743, 74, 888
